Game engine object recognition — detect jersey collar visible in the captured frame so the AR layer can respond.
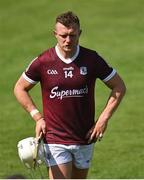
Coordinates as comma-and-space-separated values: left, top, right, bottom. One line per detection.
55, 45, 80, 64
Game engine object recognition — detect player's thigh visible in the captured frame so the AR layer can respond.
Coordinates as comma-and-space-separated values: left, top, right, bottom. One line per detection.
72, 164, 89, 179
48, 162, 72, 179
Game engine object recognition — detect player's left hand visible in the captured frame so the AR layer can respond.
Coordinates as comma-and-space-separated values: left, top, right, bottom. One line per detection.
86, 120, 108, 144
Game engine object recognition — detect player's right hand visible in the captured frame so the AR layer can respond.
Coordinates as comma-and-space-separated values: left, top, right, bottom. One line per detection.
35, 118, 46, 138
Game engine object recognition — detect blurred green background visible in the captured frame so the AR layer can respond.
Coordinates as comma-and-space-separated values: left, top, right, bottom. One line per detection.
0, 0, 144, 178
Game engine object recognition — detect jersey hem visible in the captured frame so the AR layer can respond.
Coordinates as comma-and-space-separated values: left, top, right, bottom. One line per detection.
44, 140, 91, 145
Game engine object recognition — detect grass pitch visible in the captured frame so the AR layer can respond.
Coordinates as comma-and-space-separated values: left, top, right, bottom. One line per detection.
0, 0, 144, 178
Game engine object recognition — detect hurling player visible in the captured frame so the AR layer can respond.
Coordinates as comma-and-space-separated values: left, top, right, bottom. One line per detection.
14, 11, 126, 179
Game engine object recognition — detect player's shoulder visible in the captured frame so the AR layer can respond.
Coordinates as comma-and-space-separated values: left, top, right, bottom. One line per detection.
80, 46, 102, 63
37, 47, 56, 62
30, 47, 56, 66
80, 46, 99, 57
80, 46, 95, 53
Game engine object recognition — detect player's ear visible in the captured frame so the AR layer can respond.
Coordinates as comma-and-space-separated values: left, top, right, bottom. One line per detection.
53, 30, 57, 36
53, 30, 58, 39
79, 29, 82, 36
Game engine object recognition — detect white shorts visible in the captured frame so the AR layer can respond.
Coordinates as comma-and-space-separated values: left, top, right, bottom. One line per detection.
43, 144, 94, 169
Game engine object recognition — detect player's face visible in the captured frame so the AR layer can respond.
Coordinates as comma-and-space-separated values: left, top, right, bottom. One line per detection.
54, 22, 81, 56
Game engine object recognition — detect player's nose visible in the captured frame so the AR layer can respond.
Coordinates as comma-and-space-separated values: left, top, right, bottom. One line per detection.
65, 35, 71, 43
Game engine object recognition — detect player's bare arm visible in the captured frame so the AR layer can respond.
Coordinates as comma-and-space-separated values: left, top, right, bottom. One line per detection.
14, 76, 46, 137
87, 73, 126, 143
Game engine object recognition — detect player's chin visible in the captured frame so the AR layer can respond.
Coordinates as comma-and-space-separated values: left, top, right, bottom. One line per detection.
64, 45, 75, 51
64, 47, 72, 51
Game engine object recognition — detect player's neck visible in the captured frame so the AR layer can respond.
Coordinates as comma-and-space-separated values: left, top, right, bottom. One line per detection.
57, 44, 78, 59
55, 45, 80, 64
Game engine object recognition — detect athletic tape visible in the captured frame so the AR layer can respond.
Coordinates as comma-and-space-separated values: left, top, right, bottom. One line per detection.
30, 109, 39, 117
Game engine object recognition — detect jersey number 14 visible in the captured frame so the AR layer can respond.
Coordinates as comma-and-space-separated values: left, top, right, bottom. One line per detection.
64, 70, 73, 78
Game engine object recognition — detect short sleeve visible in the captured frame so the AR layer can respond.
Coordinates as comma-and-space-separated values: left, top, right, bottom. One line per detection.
22, 57, 41, 84
94, 52, 116, 82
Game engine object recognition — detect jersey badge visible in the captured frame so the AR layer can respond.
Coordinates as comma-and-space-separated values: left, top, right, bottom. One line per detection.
80, 67, 87, 75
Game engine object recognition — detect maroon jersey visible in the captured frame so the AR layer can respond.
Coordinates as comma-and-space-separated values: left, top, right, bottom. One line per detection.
23, 46, 116, 145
